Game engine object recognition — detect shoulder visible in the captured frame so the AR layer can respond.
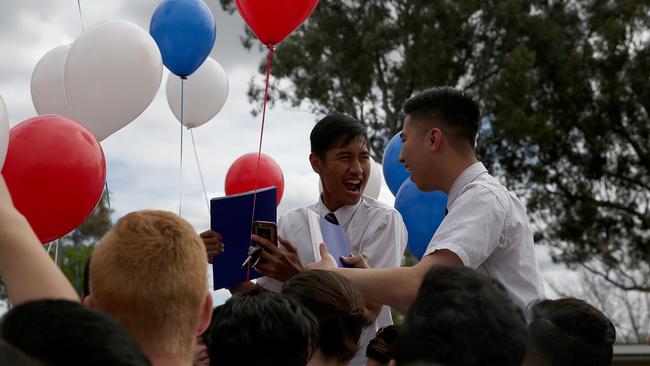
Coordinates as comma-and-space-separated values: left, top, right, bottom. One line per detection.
458, 175, 511, 211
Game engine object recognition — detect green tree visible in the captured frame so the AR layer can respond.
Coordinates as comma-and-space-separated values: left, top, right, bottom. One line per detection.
58, 192, 113, 295
222, 0, 650, 291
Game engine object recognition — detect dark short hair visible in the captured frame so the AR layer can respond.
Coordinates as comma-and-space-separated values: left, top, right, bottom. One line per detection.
393, 266, 527, 366
310, 113, 368, 159
527, 298, 616, 366
403, 87, 480, 149
1, 299, 151, 366
206, 289, 318, 366
0, 339, 43, 366
282, 270, 373, 363
366, 325, 399, 364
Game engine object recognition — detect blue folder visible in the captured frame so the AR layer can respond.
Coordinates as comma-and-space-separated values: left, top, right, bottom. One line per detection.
319, 216, 351, 267
210, 187, 277, 290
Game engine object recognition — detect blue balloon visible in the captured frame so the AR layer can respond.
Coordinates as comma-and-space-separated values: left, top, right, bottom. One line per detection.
394, 180, 447, 260
382, 132, 411, 196
150, 0, 216, 78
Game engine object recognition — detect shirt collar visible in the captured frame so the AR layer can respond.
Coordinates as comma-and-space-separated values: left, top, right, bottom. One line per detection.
315, 196, 364, 228
447, 162, 487, 209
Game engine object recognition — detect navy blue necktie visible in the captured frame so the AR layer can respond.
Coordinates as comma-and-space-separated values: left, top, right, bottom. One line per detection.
324, 213, 339, 225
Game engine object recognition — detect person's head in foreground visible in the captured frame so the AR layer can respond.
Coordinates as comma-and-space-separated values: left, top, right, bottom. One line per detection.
0, 338, 43, 366
282, 269, 373, 365
1, 299, 151, 366
399, 87, 480, 192
85, 210, 212, 365
523, 297, 616, 366
310, 112, 371, 210
205, 288, 319, 366
391, 266, 527, 366
366, 325, 400, 366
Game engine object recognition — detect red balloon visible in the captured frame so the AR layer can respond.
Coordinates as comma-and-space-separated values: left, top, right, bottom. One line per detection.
235, 0, 319, 47
225, 153, 284, 205
2, 115, 106, 243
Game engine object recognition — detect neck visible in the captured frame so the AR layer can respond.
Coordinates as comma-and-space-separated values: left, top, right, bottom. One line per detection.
321, 192, 346, 212
440, 153, 478, 194
148, 351, 192, 366
308, 350, 348, 366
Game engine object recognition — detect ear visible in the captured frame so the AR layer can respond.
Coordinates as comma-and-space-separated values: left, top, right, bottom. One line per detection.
428, 127, 442, 152
196, 293, 213, 335
82, 295, 95, 308
309, 153, 322, 174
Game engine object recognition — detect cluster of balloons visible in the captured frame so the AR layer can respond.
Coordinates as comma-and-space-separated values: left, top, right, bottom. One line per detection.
382, 132, 448, 260
1, 0, 322, 243
32, 21, 163, 141
151, 0, 229, 129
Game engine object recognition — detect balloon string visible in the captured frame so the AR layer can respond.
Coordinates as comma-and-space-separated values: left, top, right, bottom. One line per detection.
247, 45, 274, 281
76, 0, 85, 32
179, 78, 185, 217
190, 129, 210, 214
104, 181, 111, 210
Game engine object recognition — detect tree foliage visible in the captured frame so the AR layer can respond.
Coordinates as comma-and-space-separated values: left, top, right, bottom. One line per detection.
222, 0, 650, 290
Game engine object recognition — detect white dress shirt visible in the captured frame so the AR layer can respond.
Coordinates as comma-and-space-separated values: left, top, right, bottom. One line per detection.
424, 162, 545, 310
258, 196, 407, 366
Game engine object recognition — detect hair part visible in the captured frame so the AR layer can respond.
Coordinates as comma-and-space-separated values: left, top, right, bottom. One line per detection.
310, 113, 368, 160
402, 87, 480, 150
89, 210, 208, 358
206, 288, 319, 366
393, 266, 527, 366
527, 298, 616, 366
1, 299, 150, 366
282, 269, 373, 363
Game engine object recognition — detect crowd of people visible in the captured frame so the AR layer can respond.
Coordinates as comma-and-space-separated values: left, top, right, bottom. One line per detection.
0, 87, 618, 366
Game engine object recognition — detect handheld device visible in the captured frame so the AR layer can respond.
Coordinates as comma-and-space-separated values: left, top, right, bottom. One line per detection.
241, 221, 278, 269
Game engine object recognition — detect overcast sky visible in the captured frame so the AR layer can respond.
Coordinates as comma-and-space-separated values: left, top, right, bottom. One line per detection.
0, 0, 574, 304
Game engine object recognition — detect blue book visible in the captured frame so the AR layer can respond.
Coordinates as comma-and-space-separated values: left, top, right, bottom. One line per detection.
319, 216, 352, 267
210, 187, 277, 290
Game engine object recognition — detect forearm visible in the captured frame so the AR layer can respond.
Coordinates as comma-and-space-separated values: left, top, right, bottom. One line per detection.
334, 266, 422, 314
0, 209, 78, 305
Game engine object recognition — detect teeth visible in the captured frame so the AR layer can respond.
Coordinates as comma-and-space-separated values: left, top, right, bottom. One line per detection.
345, 180, 361, 184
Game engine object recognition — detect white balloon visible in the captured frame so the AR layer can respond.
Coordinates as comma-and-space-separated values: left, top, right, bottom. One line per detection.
364, 159, 382, 199
166, 58, 229, 128
31, 45, 74, 117
0, 94, 8, 170
64, 20, 163, 141
317, 159, 382, 200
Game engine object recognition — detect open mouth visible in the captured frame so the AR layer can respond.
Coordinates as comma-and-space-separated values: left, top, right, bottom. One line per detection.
343, 179, 363, 194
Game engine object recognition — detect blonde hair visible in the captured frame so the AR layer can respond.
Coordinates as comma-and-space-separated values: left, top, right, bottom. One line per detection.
90, 210, 207, 358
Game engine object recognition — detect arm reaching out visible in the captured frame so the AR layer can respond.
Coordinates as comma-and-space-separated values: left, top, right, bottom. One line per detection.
309, 243, 462, 313
0, 175, 78, 305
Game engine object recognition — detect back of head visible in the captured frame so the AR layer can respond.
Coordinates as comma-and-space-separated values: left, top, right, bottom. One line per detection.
310, 113, 367, 159
393, 266, 527, 366
1, 299, 150, 366
366, 325, 399, 365
527, 298, 616, 366
89, 210, 208, 358
206, 288, 318, 366
282, 269, 373, 363
402, 87, 480, 151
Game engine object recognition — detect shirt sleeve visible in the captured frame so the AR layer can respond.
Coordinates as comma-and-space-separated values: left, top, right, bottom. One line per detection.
359, 209, 407, 268
424, 184, 506, 269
